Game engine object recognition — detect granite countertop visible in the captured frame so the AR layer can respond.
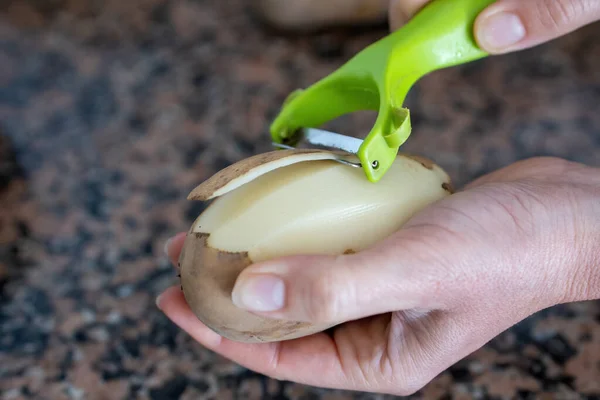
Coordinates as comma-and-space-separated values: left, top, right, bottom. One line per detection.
1, 1, 599, 399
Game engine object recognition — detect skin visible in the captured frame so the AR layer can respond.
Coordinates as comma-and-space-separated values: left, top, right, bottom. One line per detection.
389, 0, 600, 54
155, 1, 600, 395
158, 157, 599, 395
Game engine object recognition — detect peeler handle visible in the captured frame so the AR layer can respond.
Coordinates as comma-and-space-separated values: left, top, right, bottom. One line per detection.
271, 0, 496, 183
380, 0, 496, 104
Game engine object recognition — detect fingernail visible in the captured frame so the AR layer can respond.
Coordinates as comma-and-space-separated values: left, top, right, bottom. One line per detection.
478, 12, 525, 51
232, 275, 285, 312
163, 237, 173, 257
155, 293, 163, 309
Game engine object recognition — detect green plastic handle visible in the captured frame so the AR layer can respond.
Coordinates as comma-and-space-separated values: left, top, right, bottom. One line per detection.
270, 0, 496, 182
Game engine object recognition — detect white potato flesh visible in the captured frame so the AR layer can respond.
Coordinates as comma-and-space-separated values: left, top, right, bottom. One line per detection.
194, 154, 451, 262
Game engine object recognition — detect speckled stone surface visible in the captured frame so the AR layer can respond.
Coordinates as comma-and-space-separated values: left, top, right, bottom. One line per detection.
1, 1, 599, 399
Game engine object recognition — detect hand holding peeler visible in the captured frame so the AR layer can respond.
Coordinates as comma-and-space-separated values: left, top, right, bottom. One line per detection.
269, 0, 496, 183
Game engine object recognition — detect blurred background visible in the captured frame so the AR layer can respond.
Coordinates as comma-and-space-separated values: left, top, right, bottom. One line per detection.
0, 0, 599, 399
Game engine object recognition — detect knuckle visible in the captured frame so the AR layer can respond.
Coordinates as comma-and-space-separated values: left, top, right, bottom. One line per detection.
534, 0, 586, 31
305, 269, 342, 322
394, 225, 463, 303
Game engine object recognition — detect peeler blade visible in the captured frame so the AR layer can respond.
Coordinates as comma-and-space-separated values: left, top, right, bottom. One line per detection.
274, 127, 362, 153
299, 128, 362, 154
272, 127, 363, 168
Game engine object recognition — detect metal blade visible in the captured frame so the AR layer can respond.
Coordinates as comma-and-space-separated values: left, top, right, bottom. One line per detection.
301, 128, 362, 154
271, 127, 363, 169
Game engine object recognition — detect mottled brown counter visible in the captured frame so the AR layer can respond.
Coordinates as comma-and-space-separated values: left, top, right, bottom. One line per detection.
1, 1, 599, 399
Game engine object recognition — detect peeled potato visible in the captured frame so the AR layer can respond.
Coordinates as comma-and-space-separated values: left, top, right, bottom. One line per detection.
252, 0, 389, 31
178, 149, 453, 343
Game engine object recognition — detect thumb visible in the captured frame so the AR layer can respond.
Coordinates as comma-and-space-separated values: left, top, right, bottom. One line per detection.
473, 0, 600, 54
230, 232, 447, 324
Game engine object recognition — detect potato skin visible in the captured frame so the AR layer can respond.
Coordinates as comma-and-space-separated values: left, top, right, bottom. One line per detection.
179, 231, 335, 343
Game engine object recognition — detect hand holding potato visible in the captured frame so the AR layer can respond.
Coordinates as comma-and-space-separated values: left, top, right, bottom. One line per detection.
175, 150, 453, 343
157, 156, 599, 395
153, 1, 600, 395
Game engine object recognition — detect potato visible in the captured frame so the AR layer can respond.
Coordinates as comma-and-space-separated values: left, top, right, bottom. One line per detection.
252, 0, 389, 31
178, 149, 453, 343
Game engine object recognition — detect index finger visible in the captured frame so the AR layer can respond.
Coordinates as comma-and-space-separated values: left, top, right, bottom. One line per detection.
159, 234, 351, 387
156, 285, 351, 388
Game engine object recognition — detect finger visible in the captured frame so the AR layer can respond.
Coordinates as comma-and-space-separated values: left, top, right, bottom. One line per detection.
388, 0, 429, 30
229, 228, 453, 325
156, 285, 351, 388
164, 232, 187, 267
474, 0, 600, 54
158, 285, 498, 395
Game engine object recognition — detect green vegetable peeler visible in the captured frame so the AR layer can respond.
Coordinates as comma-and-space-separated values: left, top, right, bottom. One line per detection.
269, 0, 496, 183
